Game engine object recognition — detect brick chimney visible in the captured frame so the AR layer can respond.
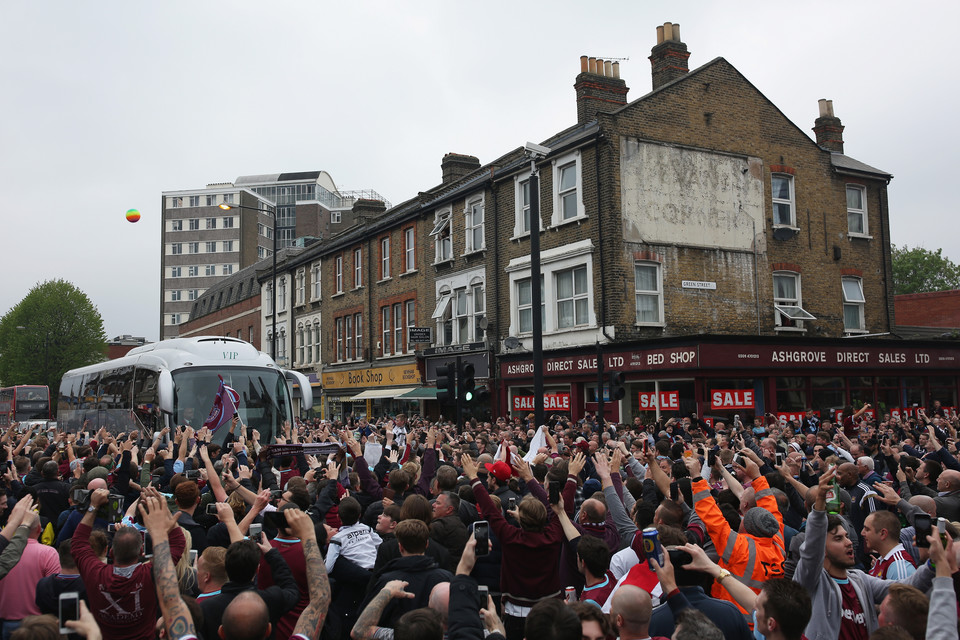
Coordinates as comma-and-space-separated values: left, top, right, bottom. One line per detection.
649, 22, 689, 90
352, 198, 386, 225
813, 99, 845, 153
574, 56, 629, 123
441, 153, 480, 184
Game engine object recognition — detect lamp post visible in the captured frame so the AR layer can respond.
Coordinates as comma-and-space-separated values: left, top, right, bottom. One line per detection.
524, 141, 551, 429
220, 199, 278, 361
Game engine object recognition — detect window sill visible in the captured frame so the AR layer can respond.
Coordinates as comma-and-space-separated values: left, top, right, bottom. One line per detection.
377, 277, 392, 284
847, 233, 873, 240
400, 269, 418, 278
515, 324, 593, 338
461, 248, 486, 257
433, 258, 454, 267
351, 286, 364, 292
774, 326, 807, 333
772, 224, 801, 232
844, 329, 869, 335
331, 292, 345, 299
549, 215, 588, 230
377, 353, 411, 361
634, 322, 666, 329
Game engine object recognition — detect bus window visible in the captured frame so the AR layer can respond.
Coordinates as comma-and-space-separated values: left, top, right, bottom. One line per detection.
133, 368, 161, 433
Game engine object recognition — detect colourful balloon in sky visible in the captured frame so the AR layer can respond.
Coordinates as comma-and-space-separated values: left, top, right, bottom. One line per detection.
126, 209, 141, 223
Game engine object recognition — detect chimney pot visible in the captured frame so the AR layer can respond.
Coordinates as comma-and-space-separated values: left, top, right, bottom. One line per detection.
604, 60, 613, 76
589, 57, 597, 74
580, 55, 588, 73
596, 59, 605, 76
813, 99, 844, 153
612, 61, 620, 78
575, 53, 629, 123
649, 21, 691, 90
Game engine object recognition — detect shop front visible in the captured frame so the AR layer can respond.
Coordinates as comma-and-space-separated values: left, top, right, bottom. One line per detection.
321, 362, 422, 422
496, 338, 960, 426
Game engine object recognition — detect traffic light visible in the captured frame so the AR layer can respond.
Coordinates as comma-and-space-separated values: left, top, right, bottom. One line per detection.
473, 385, 490, 404
436, 362, 455, 403
459, 361, 476, 402
609, 371, 626, 401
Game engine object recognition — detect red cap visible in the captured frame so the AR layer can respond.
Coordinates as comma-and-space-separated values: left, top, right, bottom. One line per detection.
483, 460, 512, 482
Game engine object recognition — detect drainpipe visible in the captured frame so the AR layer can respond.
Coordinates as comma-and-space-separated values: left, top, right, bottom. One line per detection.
753, 217, 761, 334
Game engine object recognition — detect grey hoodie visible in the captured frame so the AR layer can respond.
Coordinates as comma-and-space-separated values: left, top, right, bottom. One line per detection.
794, 508, 935, 640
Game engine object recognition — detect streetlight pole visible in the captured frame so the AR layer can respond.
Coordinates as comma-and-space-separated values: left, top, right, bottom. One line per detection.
524, 142, 551, 430
220, 199, 278, 361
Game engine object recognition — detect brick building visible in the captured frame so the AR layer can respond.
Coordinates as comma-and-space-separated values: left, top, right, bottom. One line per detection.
178, 261, 264, 348
253, 22, 959, 423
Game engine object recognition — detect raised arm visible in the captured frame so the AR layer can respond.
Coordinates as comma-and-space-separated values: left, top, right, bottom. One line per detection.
285, 509, 330, 640
140, 494, 195, 640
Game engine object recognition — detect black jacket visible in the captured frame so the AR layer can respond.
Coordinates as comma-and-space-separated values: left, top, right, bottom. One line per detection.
362, 555, 453, 627
199, 548, 300, 640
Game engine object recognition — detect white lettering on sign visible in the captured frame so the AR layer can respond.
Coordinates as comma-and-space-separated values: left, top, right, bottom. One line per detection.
771, 350, 826, 363
836, 351, 869, 363
710, 389, 755, 410
681, 280, 717, 290
506, 363, 534, 376
638, 391, 679, 410
512, 393, 571, 412
878, 352, 905, 364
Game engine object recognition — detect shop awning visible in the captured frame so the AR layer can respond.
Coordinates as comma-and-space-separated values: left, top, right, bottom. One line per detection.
349, 387, 416, 401
397, 387, 438, 400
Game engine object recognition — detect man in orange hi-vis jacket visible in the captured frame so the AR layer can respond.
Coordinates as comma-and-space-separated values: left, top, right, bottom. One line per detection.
686, 452, 786, 621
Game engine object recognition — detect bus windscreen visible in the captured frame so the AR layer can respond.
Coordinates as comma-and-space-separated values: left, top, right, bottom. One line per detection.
172, 367, 291, 438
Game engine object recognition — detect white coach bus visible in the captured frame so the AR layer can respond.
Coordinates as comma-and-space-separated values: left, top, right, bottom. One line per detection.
58, 336, 312, 444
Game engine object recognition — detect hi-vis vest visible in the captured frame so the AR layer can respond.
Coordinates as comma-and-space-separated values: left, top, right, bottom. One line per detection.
692, 476, 786, 617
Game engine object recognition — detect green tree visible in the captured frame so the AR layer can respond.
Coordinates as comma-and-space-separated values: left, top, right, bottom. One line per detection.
891, 244, 960, 295
0, 280, 107, 401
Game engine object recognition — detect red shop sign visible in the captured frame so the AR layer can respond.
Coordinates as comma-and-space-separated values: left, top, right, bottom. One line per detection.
512, 393, 571, 412
638, 391, 680, 410
710, 389, 755, 410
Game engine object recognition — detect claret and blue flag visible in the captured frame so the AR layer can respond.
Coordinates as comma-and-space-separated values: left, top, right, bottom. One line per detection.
203, 375, 240, 432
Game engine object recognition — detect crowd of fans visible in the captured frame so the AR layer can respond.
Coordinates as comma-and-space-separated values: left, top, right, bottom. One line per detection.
0, 402, 959, 640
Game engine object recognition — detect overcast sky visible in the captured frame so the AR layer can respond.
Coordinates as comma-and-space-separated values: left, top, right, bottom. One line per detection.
2, 1, 957, 342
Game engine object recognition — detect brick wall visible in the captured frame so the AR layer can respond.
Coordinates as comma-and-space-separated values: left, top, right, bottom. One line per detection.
895, 290, 960, 327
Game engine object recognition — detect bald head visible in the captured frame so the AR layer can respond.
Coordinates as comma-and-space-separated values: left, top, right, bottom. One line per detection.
87, 477, 107, 491
219, 591, 270, 640
837, 463, 858, 488
940, 470, 960, 492
428, 581, 450, 622
610, 585, 652, 637
739, 487, 757, 516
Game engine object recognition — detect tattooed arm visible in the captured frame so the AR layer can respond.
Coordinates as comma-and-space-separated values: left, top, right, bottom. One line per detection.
351, 581, 415, 640
289, 509, 333, 640
139, 492, 195, 639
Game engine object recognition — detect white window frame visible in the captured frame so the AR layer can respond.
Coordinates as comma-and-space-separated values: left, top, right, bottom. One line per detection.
634, 261, 664, 326
353, 248, 362, 288
431, 208, 453, 263
188, 242, 199, 254
507, 239, 596, 338
335, 255, 343, 293
381, 306, 391, 356
169, 290, 181, 302
380, 237, 391, 279
551, 151, 585, 226
771, 174, 796, 228
846, 185, 869, 237
205, 265, 216, 276
314, 321, 321, 362
189, 218, 200, 230
394, 303, 403, 355
331, 210, 341, 224
297, 323, 305, 365
513, 172, 533, 237
206, 241, 217, 253
265, 283, 274, 315
464, 196, 485, 253
170, 197, 182, 209
345, 314, 353, 360
515, 277, 544, 336
223, 264, 233, 276
404, 227, 416, 272
222, 216, 234, 229
311, 262, 322, 300
206, 217, 217, 230
188, 289, 199, 301
223, 240, 234, 252
842, 277, 866, 333
170, 243, 182, 255
773, 271, 815, 331
555, 266, 590, 329
354, 314, 362, 360
278, 277, 286, 312
170, 219, 183, 232
188, 266, 198, 277
189, 196, 200, 207
170, 267, 182, 278
206, 195, 217, 206
296, 269, 305, 306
